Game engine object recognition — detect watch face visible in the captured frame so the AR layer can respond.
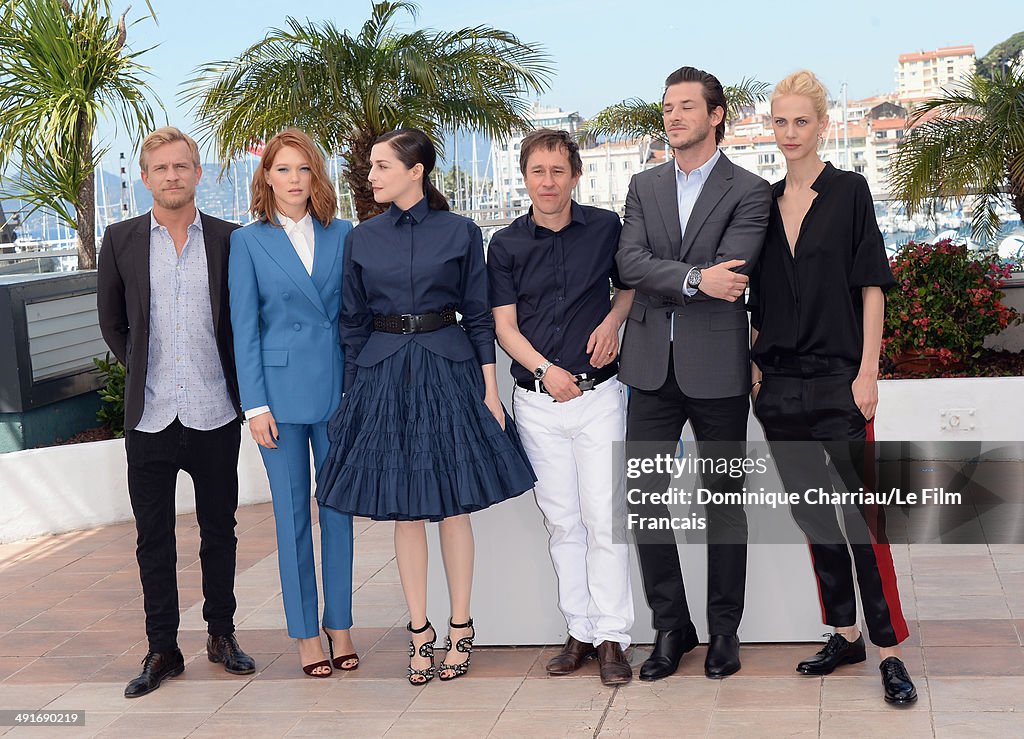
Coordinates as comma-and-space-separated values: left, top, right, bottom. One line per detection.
688, 270, 701, 286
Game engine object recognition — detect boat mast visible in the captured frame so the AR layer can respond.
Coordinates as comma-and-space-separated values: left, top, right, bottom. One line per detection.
842, 82, 850, 170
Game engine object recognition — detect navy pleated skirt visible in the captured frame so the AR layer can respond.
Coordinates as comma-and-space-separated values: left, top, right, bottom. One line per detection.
315, 342, 536, 522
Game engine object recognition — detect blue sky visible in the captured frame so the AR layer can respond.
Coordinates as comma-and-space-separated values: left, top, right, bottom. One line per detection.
100, 0, 1014, 166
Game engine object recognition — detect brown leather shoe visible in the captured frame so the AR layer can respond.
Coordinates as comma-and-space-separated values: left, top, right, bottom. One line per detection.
597, 641, 632, 686
546, 636, 597, 675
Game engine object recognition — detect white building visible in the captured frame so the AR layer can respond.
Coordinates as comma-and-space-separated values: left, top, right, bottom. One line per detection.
576, 141, 652, 214
896, 45, 976, 99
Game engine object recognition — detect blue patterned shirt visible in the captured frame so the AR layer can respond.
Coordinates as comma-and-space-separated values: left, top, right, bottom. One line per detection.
136, 210, 237, 432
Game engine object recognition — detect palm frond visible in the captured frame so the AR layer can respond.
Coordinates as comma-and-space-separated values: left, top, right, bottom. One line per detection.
890, 66, 1024, 245
183, 3, 552, 220
724, 77, 771, 120
578, 99, 665, 145
0, 0, 160, 266
579, 76, 769, 146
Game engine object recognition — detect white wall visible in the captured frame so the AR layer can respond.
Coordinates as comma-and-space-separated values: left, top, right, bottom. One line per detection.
0, 435, 271, 544
985, 276, 1024, 353
876, 376, 1024, 461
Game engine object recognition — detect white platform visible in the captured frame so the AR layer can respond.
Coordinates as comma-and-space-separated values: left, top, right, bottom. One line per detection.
428, 353, 827, 646
0, 434, 270, 544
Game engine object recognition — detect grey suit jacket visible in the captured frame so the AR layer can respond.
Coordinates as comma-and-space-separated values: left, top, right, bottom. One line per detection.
616, 153, 770, 397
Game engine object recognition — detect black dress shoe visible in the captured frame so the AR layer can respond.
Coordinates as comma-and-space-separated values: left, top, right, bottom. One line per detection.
546, 636, 598, 675
704, 634, 740, 678
207, 633, 256, 675
880, 656, 918, 704
796, 633, 867, 675
124, 649, 185, 698
639, 627, 699, 682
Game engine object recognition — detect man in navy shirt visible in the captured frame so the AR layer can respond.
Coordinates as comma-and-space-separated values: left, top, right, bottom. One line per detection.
488, 129, 636, 686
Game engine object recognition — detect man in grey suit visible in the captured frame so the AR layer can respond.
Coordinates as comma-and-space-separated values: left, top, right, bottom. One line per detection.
616, 66, 770, 681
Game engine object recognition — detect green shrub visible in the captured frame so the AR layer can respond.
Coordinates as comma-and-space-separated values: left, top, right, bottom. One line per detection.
93, 353, 126, 438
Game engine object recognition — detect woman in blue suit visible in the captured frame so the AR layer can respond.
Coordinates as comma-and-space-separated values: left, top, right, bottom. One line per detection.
229, 129, 356, 677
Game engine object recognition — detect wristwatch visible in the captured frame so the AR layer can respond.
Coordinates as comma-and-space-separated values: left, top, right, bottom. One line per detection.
533, 361, 553, 380
686, 268, 702, 289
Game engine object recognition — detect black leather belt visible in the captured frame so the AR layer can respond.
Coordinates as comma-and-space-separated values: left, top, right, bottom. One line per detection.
760, 354, 859, 377
373, 306, 458, 334
516, 363, 618, 394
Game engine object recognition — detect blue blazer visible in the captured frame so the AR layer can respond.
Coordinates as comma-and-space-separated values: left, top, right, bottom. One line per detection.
229, 217, 352, 425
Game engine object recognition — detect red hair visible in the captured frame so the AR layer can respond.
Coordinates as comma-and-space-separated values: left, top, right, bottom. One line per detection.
249, 129, 336, 226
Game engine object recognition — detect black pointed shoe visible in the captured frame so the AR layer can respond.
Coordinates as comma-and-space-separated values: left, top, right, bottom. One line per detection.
704, 634, 741, 678
880, 656, 918, 705
124, 649, 185, 698
639, 627, 699, 682
797, 633, 867, 675
207, 633, 256, 675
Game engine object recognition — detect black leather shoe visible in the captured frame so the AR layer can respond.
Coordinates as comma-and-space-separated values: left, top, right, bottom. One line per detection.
207, 633, 256, 675
704, 634, 740, 678
880, 656, 918, 705
639, 627, 699, 682
124, 649, 185, 698
796, 633, 866, 675
546, 636, 598, 675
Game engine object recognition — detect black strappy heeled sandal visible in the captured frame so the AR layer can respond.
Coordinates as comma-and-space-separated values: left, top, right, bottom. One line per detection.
406, 621, 436, 685
438, 618, 475, 681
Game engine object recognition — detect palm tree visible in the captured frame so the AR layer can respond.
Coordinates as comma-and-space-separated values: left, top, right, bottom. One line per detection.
0, 0, 159, 270
888, 67, 1024, 246
579, 78, 770, 145
184, 1, 552, 221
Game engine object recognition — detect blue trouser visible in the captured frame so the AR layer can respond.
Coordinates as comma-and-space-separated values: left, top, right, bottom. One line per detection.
259, 421, 353, 638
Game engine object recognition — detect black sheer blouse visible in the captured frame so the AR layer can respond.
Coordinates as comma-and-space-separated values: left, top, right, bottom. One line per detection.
749, 163, 895, 366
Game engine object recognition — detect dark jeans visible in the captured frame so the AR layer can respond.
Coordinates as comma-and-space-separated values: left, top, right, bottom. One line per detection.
625, 358, 749, 635
755, 361, 909, 647
126, 417, 241, 652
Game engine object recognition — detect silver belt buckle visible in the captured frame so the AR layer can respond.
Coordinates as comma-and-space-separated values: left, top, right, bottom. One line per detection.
576, 375, 596, 391
400, 314, 416, 334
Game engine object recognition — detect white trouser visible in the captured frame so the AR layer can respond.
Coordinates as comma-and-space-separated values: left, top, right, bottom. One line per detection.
512, 376, 634, 647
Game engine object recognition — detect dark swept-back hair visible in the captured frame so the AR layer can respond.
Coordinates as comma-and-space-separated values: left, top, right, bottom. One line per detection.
374, 128, 450, 211
663, 66, 728, 145
519, 128, 583, 177
250, 129, 336, 227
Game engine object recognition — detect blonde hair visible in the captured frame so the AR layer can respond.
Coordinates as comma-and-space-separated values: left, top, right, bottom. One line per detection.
771, 70, 829, 121
250, 129, 336, 227
139, 127, 201, 172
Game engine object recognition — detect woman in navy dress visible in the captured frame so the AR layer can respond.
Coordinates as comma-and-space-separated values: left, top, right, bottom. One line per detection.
749, 70, 915, 705
316, 128, 535, 684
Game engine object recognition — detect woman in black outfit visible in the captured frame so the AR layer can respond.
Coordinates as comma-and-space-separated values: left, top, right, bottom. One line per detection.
749, 70, 916, 705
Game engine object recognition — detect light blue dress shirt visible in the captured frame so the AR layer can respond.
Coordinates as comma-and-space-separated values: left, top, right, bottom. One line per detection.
136, 210, 237, 433
670, 148, 721, 340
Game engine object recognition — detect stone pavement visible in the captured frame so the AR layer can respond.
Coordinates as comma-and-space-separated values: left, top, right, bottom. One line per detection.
2, 465, 1024, 737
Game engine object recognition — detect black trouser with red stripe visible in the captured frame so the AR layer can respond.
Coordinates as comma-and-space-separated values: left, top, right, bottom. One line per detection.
754, 355, 909, 648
